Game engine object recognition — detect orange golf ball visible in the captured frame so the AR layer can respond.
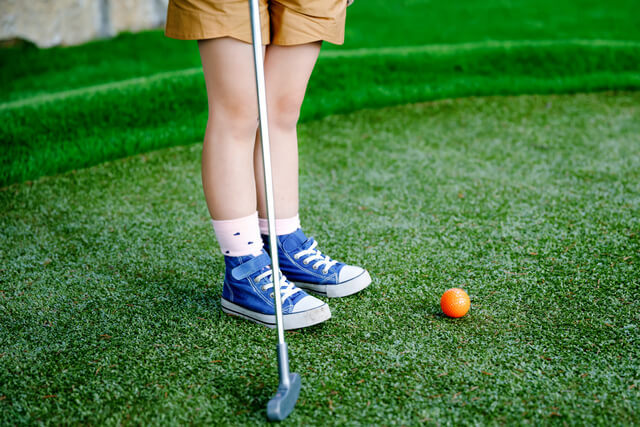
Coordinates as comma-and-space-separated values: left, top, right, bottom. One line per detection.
440, 288, 470, 318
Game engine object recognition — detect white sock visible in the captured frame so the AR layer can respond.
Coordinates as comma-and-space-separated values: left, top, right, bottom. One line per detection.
258, 214, 301, 236
211, 212, 263, 257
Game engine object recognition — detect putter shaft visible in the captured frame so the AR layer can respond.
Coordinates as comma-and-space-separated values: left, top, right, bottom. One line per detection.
248, 0, 291, 387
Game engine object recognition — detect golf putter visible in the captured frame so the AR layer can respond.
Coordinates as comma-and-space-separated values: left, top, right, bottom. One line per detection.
248, 0, 302, 421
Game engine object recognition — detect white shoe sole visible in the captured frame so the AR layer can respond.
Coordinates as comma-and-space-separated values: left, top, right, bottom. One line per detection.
294, 270, 372, 298
221, 298, 331, 330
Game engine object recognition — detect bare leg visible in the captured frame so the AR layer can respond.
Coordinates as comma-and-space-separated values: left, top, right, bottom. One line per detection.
254, 42, 322, 220
198, 37, 265, 220
250, 42, 372, 298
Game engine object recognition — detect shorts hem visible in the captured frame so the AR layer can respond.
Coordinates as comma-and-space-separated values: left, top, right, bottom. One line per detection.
165, 29, 260, 45
272, 36, 344, 46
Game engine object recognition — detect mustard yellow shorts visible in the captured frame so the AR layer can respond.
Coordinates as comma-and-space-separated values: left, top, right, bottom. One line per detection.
165, 0, 347, 45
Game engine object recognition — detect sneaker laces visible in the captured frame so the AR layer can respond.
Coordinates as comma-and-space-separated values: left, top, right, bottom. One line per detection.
293, 240, 338, 274
255, 268, 301, 301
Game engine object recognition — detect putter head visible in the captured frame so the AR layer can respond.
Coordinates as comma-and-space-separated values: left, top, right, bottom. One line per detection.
267, 373, 301, 421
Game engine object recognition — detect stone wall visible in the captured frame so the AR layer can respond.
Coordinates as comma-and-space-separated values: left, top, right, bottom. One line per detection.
0, 0, 169, 48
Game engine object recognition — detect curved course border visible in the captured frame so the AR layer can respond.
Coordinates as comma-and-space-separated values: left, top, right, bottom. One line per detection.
2, 39, 639, 186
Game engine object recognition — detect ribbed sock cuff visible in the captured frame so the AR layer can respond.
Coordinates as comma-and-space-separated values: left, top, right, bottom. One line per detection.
258, 213, 301, 236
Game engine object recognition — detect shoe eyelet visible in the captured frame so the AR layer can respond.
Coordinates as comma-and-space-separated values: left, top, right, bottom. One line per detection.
303, 260, 310, 265
322, 269, 329, 275
261, 285, 267, 291
312, 265, 319, 270
269, 292, 274, 299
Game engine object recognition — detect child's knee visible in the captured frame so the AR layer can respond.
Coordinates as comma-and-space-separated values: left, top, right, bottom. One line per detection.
211, 102, 260, 138
269, 94, 302, 130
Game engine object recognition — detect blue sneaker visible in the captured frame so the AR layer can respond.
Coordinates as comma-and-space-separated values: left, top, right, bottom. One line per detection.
263, 229, 371, 298
220, 249, 331, 329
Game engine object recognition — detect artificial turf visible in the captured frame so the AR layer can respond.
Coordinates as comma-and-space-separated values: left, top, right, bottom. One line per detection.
2, 0, 640, 101
2, 40, 640, 188
2, 0, 640, 187
1, 91, 638, 425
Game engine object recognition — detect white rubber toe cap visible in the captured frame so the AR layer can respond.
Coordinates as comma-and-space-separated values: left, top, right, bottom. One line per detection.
293, 266, 372, 298
338, 265, 366, 282
328, 265, 371, 297
292, 294, 326, 312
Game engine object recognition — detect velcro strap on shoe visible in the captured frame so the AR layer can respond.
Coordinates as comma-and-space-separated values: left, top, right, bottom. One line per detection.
231, 253, 272, 280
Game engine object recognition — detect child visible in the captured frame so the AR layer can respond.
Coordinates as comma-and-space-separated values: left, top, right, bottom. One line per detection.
165, 0, 370, 329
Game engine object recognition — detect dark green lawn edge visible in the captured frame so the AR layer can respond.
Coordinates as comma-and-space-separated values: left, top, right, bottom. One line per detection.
2, 41, 640, 187
4, 0, 640, 101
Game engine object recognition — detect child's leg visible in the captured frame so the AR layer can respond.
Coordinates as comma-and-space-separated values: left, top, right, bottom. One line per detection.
198, 37, 330, 329
253, 42, 371, 298
253, 42, 322, 220
199, 37, 261, 221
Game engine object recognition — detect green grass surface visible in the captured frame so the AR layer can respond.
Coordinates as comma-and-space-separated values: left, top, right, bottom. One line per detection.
1, 92, 639, 425
2, 0, 640, 187
2, 0, 639, 101
2, 41, 640, 187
